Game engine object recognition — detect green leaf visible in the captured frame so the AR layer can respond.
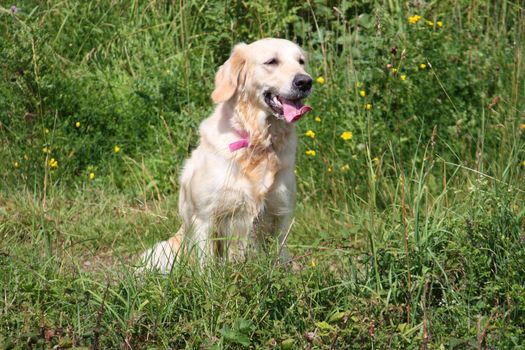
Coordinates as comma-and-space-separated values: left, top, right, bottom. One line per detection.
315, 321, 335, 331
281, 338, 295, 349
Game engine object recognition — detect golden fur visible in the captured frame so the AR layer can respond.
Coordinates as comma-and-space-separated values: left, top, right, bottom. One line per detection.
142, 38, 312, 272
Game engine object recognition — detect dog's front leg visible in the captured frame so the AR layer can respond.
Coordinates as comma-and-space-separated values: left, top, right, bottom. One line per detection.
218, 213, 258, 261
260, 169, 296, 263
257, 209, 292, 261
276, 213, 293, 262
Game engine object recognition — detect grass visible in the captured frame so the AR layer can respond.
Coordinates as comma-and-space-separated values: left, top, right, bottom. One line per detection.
1, 0, 525, 349
1, 173, 524, 349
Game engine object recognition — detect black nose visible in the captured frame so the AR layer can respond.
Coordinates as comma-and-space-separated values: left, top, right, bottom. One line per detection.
293, 74, 312, 92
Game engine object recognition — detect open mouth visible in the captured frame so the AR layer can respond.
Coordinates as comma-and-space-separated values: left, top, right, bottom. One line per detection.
264, 92, 312, 123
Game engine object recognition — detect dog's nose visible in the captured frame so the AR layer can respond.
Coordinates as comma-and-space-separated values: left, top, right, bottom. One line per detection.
293, 74, 313, 92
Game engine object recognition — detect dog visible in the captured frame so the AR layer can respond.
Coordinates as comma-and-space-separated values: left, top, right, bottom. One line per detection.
142, 38, 313, 272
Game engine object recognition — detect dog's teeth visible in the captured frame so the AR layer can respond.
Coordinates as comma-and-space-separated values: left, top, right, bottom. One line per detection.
272, 96, 282, 106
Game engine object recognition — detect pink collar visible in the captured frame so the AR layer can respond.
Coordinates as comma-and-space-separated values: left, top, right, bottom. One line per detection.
228, 130, 249, 152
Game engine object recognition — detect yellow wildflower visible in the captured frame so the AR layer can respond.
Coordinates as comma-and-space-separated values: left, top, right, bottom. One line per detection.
327, 166, 333, 173
426, 20, 434, 26
310, 259, 317, 267
316, 76, 325, 85
365, 103, 373, 110
520, 124, 525, 130
400, 74, 407, 81
420, 63, 427, 69
340, 131, 353, 141
372, 157, 380, 165
341, 164, 350, 172
391, 68, 398, 74
355, 81, 363, 88
48, 158, 58, 169
23, 154, 29, 160
352, 154, 358, 160
13, 161, 20, 168
305, 130, 316, 139
89, 172, 95, 180
437, 21, 443, 28
305, 150, 316, 156
314, 116, 321, 123
44, 128, 49, 134
408, 15, 422, 24
42, 147, 51, 154
359, 90, 366, 97
75, 121, 80, 128
522, 160, 525, 167
114, 145, 121, 153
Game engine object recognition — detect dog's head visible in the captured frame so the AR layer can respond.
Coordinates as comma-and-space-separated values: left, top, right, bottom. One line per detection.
212, 38, 312, 123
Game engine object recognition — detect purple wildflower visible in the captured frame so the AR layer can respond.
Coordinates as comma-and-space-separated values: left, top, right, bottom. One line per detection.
10, 5, 18, 14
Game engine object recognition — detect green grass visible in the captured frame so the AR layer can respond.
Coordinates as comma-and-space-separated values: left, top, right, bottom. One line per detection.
1, 0, 525, 349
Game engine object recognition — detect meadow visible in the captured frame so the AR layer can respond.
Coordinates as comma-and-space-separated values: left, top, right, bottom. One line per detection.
1, 0, 524, 348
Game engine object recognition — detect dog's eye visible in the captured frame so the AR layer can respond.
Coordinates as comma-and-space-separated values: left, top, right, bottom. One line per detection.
264, 58, 278, 65
298, 58, 305, 65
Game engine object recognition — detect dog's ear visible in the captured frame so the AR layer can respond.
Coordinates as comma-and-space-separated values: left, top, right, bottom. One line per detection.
211, 43, 247, 103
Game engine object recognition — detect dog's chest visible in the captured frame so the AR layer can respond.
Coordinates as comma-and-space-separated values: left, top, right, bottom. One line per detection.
237, 131, 291, 206
238, 148, 280, 200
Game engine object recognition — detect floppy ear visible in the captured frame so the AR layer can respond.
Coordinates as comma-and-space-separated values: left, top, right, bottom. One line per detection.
211, 43, 247, 103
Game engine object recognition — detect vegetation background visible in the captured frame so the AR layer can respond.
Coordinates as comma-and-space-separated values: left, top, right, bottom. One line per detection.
1, 0, 524, 348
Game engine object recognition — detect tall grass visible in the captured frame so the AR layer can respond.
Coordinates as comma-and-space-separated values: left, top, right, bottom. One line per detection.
1, 0, 524, 348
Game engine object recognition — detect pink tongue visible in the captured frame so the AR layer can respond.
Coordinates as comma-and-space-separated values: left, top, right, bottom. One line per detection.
281, 98, 312, 123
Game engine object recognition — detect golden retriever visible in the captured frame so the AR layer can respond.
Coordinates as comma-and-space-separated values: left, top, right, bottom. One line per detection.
142, 38, 312, 272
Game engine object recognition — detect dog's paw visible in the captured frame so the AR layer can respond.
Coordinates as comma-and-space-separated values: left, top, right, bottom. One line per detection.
139, 240, 177, 274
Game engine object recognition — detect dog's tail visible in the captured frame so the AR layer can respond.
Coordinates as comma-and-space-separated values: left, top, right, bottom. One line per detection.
139, 227, 184, 274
